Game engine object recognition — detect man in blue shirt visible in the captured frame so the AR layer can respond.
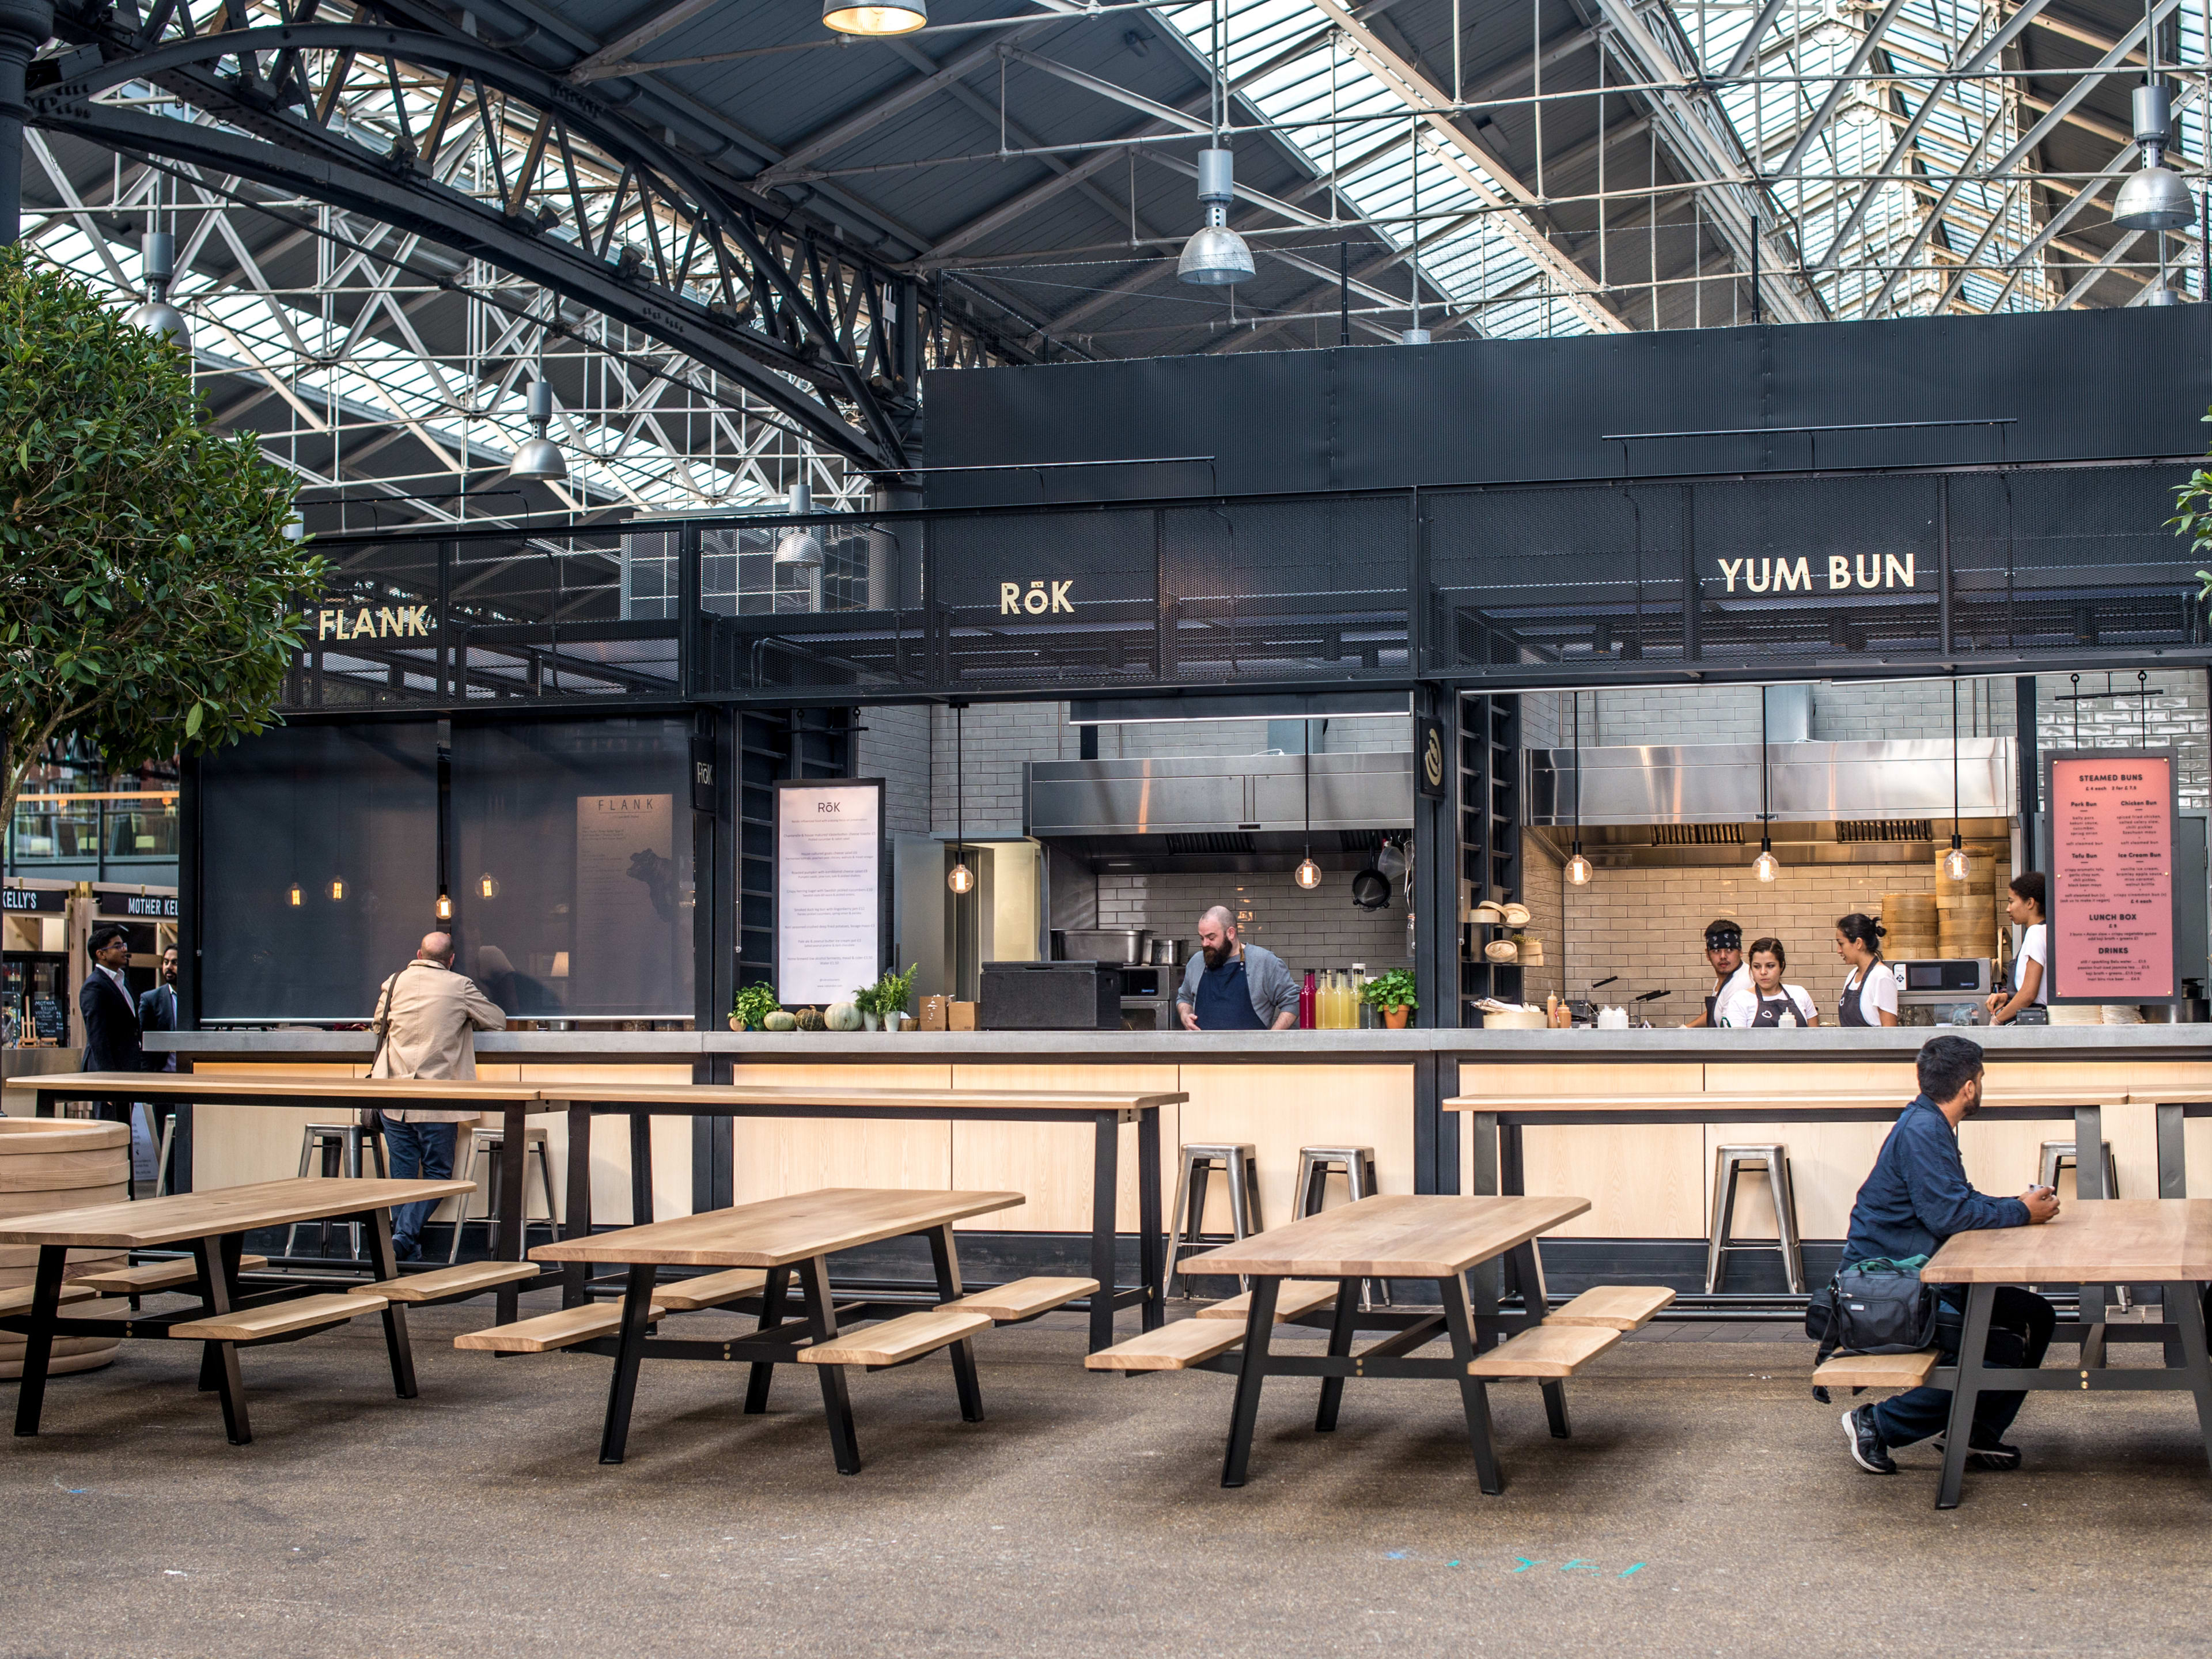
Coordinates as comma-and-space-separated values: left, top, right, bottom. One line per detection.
1839, 1034, 2059, 1475
1175, 906, 1299, 1031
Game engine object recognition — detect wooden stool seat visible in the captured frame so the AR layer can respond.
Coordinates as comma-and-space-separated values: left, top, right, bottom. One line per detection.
654, 1267, 770, 1311
1546, 1285, 1676, 1331
453, 1301, 663, 1353
354, 1262, 541, 1304
1198, 1279, 1340, 1323
171, 1292, 387, 1343
798, 1309, 991, 1369
1465, 1324, 1621, 1380
1084, 1319, 1244, 1372
1812, 1349, 1940, 1389
943, 1275, 1098, 1323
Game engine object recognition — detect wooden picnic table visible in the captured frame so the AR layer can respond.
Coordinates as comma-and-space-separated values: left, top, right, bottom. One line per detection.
1921, 1199, 2212, 1510
0, 1175, 471, 1444
530, 1187, 1025, 1473
1175, 1193, 1590, 1492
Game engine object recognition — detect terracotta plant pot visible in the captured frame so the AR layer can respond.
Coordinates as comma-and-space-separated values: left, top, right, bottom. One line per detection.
1384, 1005, 1411, 1029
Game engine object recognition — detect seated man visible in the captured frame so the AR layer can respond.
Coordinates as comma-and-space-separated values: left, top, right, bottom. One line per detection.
1839, 1033, 2059, 1475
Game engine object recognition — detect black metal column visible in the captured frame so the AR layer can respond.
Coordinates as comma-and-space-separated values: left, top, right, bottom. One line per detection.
0, 0, 50, 245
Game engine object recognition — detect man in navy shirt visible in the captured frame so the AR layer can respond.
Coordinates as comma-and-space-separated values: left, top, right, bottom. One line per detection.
1839, 1034, 2059, 1476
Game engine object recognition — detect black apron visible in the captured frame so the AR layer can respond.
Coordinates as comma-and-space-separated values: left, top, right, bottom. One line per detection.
1838, 962, 1883, 1027
1749, 992, 1799, 1028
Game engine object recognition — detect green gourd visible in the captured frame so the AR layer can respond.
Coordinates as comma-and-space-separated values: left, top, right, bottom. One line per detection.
762, 1010, 798, 1032
794, 1006, 827, 1032
825, 1001, 864, 1032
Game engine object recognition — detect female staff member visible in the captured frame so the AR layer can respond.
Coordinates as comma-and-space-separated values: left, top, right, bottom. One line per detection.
1984, 871, 2048, 1024
1717, 937, 1821, 1027
1834, 912, 1899, 1027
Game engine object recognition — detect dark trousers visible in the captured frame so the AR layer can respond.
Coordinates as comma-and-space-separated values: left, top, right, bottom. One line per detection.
1871, 1286, 2056, 1448
382, 1120, 458, 1248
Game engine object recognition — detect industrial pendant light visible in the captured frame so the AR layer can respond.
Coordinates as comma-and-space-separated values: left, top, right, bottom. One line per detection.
1944, 679, 1970, 880
1752, 688, 1780, 882
774, 480, 825, 613
126, 230, 190, 349
1179, 2, 1254, 289
1565, 691, 1593, 885
478, 873, 500, 900
948, 703, 974, 895
507, 377, 567, 483
1294, 718, 1323, 889
1401, 125, 1429, 344
821, 0, 925, 35
435, 888, 454, 922
327, 876, 346, 902
2114, 0, 2194, 236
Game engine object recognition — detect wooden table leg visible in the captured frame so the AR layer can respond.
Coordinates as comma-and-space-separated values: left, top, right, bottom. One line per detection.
191, 1234, 251, 1445
1440, 1271, 1503, 1494
1313, 1279, 1358, 1433
11, 1245, 67, 1437
1219, 1276, 1280, 1488
1088, 1111, 1119, 1354
2165, 1280, 2212, 1475
360, 1206, 417, 1399
597, 1261, 658, 1465
927, 1225, 984, 1423
797, 1255, 861, 1475
1934, 1283, 1996, 1510
495, 1100, 529, 1325
562, 1102, 593, 1312
1137, 1105, 1164, 1333
743, 1266, 789, 1414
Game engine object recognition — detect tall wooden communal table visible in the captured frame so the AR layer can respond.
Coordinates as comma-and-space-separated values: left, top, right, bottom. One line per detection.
531, 1187, 1023, 1472
542, 1081, 1179, 1352
1923, 1199, 2212, 1509
1177, 1193, 1589, 1492
6, 1072, 556, 1323
0, 1176, 471, 1442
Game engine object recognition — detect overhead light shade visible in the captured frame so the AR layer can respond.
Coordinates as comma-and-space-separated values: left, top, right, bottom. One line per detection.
1294, 857, 1323, 890
822, 0, 925, 32
435, 889, 454, 922
1752, 848, 1781, 883
2145, 282, 2183, 305
947, 861, 975, 895
281, 507, 306, 543
1399, 328, 1431, 346
127, 231, 189, 349
2115, 164, 2195, 232
774, 527, 824, 568
127, 295, 190, 346
507, 378, 567, 483
1566, 851, 1593, 886
1179, 149, 1255, 287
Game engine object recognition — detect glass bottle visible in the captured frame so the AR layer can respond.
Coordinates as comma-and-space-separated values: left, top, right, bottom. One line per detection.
1354, 963, 1373, 1029
1300, 969, 1317, 1031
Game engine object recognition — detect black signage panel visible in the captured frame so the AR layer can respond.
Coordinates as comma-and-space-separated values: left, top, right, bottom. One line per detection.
1, 887, 66, 914
96, 890, 179, 919
31, 998, 66, 1040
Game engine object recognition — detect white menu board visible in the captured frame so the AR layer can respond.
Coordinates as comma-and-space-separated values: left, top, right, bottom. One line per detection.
775, 781, 882, 1005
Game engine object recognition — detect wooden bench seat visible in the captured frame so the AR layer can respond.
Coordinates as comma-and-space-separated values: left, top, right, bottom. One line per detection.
944, 1275, 1098, 1323
654, 1267, 770, 1312
1465, 1324, 1621, 1380
353, 1262, 541, 1304
171, 1291, 387, 1343
799, 1308, 991, 1368
453, 1301, 664, 1354
0, 1282, 98, 1318
1545, 1285, 1676, 1332
1812, 1349, 1940, 1390
67, 1255, 270, 1295
1198, 1279, 1341, 1324
1084, 1318, 1245, 1372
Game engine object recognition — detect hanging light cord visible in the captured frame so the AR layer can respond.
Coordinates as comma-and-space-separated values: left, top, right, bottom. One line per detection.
1571, 691, 1582, 856
1759, 689, 1770, 852
1952, 677, 1961, 849
1304, 715, 1313, 865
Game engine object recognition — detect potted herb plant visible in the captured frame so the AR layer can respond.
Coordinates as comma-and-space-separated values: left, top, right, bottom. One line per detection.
858, 963, 918, 1031
1362, 968, 1418, 1029
730, 982, 781, 1032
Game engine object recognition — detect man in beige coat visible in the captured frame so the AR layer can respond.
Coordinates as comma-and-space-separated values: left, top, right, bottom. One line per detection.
370, 931, 506, 1259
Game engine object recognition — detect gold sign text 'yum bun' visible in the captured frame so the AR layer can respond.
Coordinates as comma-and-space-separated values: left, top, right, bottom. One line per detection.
1714, 554, 1917, 594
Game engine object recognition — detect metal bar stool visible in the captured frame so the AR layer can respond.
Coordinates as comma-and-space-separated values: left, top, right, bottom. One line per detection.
1165, 1142, 1262, 1296
283, 1118, 388, 1259
2039, 1139, 2128, 1317
447, 1124, 563, 1262
1293, 1144, 1391, 1308
1705, 1143, 1806, 1295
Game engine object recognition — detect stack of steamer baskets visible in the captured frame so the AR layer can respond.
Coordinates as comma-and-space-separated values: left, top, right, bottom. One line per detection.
1880, 892, 1940, 961
1936, 846, 2001, 961
0, 1118, 130, 1378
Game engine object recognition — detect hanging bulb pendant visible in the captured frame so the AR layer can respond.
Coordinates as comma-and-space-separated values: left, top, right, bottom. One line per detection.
1943, 839, 1969, 882
1294, 857, 1323, 891
435, 889, 454, 922
948, 862, 975, 896
1753, 846, 1781, 883
1566, 850, 1593, 886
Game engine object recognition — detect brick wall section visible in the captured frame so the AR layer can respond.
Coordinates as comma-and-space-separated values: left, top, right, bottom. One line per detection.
858, 702, 932, 836
929, 701, 1069, 837
1095, 869, 1409, 975
2036, 672, 2209, 812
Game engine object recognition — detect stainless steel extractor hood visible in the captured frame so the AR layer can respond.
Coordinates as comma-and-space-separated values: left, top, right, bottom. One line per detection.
1028, 753, 1413, 873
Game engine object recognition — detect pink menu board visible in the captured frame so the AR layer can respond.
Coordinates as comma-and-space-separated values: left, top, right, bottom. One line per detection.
2048, 753, 2176, 1002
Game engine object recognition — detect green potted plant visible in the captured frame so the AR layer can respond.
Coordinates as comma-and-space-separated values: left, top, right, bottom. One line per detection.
730, 982, 781, 1032
857, 963, 918, 1031
1362, 968, 1419, 1029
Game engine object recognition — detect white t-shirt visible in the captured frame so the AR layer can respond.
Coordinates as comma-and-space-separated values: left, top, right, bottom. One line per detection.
2016, 923, 2049, 1005
1705, 963, 1752, 1022
1717, 980, 1817, 1028
1841, 962, 1900, 1024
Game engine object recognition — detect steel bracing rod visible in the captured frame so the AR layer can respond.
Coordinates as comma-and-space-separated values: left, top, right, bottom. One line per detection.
32, 22, 907, 471
1866, 96, 2012, 314
1988, 0, 2179, 175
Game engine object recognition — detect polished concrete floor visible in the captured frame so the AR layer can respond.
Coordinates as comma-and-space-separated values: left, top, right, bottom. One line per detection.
4, 1293, 2211, 1658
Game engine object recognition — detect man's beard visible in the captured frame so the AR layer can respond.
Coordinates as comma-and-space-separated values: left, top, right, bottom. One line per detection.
1959, 1082, 1984, 1118
1201, 942, 1229, 971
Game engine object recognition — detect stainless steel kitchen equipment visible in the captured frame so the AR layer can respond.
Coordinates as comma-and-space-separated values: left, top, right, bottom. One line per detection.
1050, 927, 1149, 964
1117, 963, 1178, 1030
1894, 958, 1993, 1027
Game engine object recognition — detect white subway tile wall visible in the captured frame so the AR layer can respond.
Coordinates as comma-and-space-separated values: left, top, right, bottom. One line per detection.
1094, 869, 1410, 974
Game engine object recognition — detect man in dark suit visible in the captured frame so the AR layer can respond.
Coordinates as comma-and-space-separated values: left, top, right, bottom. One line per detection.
78, 923, 142, 1125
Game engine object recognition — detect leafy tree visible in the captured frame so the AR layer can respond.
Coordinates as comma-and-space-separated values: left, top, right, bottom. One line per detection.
0, 244, 322, 831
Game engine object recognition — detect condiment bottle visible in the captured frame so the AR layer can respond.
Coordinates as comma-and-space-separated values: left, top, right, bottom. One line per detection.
1299, 969, 1317, 1031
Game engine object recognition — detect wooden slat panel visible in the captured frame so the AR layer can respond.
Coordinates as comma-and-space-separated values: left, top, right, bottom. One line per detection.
519, 1065, 697, 1226
724, 1063, 953, 1209
1518, 1124, 1703, 1237
1176, 1063, 1413, 1237
950, 1063, 1179, 1232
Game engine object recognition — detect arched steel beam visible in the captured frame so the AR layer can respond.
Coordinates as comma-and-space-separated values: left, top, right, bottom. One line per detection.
29, 21, 910, 472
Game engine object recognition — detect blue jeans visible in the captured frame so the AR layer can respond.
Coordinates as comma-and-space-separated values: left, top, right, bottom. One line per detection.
380, 1119, 457, 1251
1870, 1285, 2056, 1448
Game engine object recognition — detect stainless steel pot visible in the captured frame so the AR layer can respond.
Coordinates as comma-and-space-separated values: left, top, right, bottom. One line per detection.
1149, 937, 1184, 966
1052, 927, 1149, 964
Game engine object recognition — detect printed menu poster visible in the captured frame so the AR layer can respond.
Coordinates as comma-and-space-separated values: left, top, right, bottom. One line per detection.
776, 782, 881, 1005
2049, 755, 2175, 1001
575, 794, 678, 1011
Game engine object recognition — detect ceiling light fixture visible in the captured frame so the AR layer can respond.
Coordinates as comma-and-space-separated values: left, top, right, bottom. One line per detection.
1294, 717, 1323, 889
1753, 688, 1780, 882
2113, 5, 2194, 240
948, 703, 974, 897
506, 377, 567, 483
435, 888, 454, 922
774, 480, 824, 613
1565, 691, 1592, 885
126, 230, 190, 349
1179, 4, 1253, 289
1944, 679, 1970, 880
822, 0, 926, 35
478, 874, 500, 900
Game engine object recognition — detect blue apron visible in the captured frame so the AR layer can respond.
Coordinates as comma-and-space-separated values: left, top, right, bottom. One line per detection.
1192, 959, 1267, 1030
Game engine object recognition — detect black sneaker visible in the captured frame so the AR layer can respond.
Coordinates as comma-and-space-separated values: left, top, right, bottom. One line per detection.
1935, 1436, 2021, 1471
1842, 1406, 1896, 1474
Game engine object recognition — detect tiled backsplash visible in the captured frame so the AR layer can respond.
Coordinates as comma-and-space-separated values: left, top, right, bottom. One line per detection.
1094, 869, 1410, 974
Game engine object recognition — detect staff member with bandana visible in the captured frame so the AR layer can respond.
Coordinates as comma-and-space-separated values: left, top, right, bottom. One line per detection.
1834, 911, 1900, 1027
1686, 919, 1752, 1027
1716, 937, 1820, 1027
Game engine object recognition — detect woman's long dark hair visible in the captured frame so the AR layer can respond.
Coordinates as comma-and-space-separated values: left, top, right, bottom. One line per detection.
1836, 912, 1885, 960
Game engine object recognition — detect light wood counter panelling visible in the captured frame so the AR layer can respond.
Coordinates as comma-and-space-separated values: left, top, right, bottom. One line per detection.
1177, 1064, 1413, 1232
724, 1063, 953, 1206
949, 1064, 1180, 1232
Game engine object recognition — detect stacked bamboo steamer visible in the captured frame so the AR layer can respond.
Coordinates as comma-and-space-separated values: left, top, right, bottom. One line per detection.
0, 1118, 129, 1379
1936, 846, 2000, 960
1881, 892, 1940, 960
